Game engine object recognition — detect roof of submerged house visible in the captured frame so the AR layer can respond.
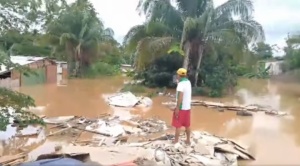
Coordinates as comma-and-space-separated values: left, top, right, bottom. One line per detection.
0, 55, 46, 74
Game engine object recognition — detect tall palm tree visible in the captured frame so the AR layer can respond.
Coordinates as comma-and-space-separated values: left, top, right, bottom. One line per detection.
124, 21, 178, 70
44, 0, 115, 76
125, 0, 264, 86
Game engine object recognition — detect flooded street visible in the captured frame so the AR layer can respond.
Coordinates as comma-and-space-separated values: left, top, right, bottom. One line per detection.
2, 77, 300, 164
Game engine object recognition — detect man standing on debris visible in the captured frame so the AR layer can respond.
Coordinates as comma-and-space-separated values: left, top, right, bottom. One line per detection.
172, 68, 192, 144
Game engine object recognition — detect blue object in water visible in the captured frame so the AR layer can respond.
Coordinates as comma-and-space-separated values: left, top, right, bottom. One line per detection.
20, 158, 85, 166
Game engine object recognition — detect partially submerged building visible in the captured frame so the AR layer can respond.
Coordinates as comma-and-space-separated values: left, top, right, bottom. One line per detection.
54, 61, 68, 85
0, 56, 67, 88
264, 60, 284, 75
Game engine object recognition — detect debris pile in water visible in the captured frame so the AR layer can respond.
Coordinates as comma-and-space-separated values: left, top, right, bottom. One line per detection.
1, 91, 259, 165
106, 91, 153, 108
129, 131, 254, 166
0, 114, 255, 166
42, 114, 169, 146
163, 100, 288, 117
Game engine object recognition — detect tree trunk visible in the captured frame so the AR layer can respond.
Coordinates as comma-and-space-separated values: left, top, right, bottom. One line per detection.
194, 45, 204, 87
65, 43, 76, 78
182, 42, 191, 69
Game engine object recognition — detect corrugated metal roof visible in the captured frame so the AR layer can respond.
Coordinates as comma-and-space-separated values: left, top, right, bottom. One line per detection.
0, 56, 46, 74
54, 60, 67, 64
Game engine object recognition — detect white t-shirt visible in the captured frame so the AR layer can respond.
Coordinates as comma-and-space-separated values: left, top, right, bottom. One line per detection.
176, 78, 192, 110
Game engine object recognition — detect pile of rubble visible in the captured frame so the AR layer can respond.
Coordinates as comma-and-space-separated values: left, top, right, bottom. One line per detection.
42, 114, 169, 146
129, 131, 254, 166
162, 100, 288, 117
0, 113, 255, 166
106, 91, 153, 108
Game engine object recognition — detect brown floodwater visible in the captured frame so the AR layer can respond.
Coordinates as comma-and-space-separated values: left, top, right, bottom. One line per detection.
2, 76, 300, 164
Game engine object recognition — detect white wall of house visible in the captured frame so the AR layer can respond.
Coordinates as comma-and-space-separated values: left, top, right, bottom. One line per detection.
55, 61, 67, 85
265, 61, 283, 75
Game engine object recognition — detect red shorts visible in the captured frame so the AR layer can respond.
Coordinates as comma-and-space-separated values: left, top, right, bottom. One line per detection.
172, 110, 191, 128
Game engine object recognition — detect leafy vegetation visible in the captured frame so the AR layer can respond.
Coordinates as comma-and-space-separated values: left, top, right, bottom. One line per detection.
252, 42, 274, 60
0, 0, 66, 131
0, 50, 44, 131
244, 63, 270, 79
124, 0, 265, 97
282, 34, 300, 71
42, 0, 122, 77
139, 53, 183, 88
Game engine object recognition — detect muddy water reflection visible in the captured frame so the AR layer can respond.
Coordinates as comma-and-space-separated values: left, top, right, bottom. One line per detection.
20, 77, 125, 117
13, 78, 300, 164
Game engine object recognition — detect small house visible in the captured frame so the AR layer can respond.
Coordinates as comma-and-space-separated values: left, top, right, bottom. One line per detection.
0, 56, 65, 88
264, 60, 284, 75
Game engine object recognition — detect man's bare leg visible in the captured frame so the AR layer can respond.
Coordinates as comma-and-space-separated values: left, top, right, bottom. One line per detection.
173, 128, 180, 143
185, 127, 191, 145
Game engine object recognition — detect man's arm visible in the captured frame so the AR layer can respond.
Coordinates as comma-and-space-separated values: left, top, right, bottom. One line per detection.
176, 91, 183, 109
176, 83, 184, 110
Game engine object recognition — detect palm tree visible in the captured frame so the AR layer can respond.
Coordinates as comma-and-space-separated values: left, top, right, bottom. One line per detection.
124, 21, 179, 70
125, 0, 264, 86
44, 0, 115, 76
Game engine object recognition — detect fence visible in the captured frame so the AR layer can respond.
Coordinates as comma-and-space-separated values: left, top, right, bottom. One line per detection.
0, 78, 19, 89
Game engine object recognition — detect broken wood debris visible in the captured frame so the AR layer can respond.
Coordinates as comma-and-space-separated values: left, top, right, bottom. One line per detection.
42, 115, 169, 147
129, 131, 255, 166
162, 100, 288, 116
1, 115, 256, 166
0, 153, 26, 166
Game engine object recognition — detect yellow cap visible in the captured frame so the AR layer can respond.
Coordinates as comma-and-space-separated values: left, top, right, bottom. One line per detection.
177, 68, 187, 76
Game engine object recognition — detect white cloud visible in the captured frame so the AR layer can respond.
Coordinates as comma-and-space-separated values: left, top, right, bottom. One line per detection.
90, 0, 300, 54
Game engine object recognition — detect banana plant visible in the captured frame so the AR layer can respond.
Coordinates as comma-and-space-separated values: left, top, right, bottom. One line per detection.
244, 64, 271, 79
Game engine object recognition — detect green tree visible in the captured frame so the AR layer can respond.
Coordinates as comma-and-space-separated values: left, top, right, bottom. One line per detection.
125, 0, 264, 87
252, 42, 273, 59
44, 0, 116, 77
0, 0, 67, 32
0, 30, 51, 56
283, 34, 300, 70
124, 21, 177, 70
0, 50, 44, 131
0, 0, 62, 131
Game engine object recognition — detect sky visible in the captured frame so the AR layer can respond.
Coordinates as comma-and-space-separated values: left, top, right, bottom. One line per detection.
90, 0, 300, 55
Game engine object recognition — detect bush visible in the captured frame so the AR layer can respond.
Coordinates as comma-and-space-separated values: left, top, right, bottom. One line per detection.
141, 53, 183, 88
84, 61, 120, 78
192, 87, 208, 96
101, 53, 123, 65
234, 65, 253, 76
199, 52, 238, 97
135, 48, 242, 98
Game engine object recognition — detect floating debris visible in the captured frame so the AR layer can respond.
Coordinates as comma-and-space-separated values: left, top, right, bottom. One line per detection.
0, 153, 26, 166
43, 116, 76, 124
106, 92, 153, 108
107, 92, 140, 107
162, 100, 288, 116
0, 114, 255, 166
